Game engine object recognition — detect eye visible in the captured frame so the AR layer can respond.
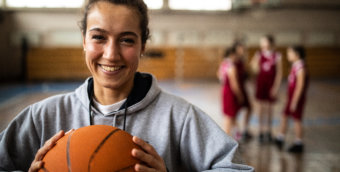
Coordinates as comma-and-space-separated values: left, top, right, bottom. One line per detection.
92, 35, 106, 40
120, 38, 135, 45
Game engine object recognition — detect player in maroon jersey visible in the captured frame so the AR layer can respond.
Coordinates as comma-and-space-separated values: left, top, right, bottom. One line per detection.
251, 35, 283, 143
233, 42, 253, 141
217, 46, 251, 140
275, 45, 309, 153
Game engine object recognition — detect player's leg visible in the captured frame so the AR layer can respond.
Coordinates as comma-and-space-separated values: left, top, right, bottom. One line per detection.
225, 116, 235, 136
288, 119, 304, 153
242, 107, 253, 141
266, 102, 273, 142
258, 102, 265, 143
274, 114, 288, 150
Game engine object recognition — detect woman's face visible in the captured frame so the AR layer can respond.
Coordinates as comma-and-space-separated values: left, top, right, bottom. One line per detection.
287, 48, 297, 63
236, 45, 245, 57
260, 37, 270, 51
83, 1, 144, 90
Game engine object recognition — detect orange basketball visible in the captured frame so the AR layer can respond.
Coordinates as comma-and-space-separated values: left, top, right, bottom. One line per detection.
39, 125, 140, 172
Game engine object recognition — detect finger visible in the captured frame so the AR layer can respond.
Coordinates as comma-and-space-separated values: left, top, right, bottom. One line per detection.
36, 130, 65, 161
135, 163, 155, 172
29, 161, 44, 172
132, 148, 160, 170
132, 136, 158, 158
65, 129, 75, 135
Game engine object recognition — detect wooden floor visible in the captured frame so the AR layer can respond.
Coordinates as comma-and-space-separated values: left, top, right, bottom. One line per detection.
1, 80, 340, 172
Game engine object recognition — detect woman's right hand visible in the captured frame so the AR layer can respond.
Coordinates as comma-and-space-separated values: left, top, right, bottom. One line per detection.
28, 129, 73, 172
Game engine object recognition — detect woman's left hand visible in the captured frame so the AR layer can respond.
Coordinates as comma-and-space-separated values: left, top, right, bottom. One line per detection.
132, 136, 167, 172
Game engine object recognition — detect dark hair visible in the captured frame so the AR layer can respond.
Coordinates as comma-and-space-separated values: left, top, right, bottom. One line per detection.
290, 45, 306, 60
223, 46, 236, 58
232, 41, 244, 49
264, 34, 275, 46
80, 0, 150, 45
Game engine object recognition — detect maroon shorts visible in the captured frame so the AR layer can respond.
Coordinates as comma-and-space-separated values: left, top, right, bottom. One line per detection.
283, 98, 306, 120
223, 90, 251, 118
255, 82, 276, 102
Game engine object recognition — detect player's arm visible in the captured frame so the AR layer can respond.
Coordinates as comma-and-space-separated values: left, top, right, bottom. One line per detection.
228, 66, 244, 104
290, 69, 305, 111
250, 52, 260, 74
271, 55, 283, 98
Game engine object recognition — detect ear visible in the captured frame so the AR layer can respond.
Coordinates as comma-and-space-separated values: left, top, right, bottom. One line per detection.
82, 34, 86, 51
141, 44, 146, 57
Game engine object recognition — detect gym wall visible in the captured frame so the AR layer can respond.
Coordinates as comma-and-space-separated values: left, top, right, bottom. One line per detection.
1, 2, 340, 81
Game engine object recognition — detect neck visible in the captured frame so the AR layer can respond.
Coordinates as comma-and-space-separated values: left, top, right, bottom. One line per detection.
293, 59, 302, 63
93, 78, 134, 105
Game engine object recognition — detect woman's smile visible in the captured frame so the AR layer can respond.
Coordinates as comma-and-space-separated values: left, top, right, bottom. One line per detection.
98, 64, 126, 74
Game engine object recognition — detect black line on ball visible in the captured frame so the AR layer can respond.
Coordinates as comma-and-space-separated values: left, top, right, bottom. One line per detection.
88, 128, 120, 172
116, 164, 135, 172
66, 132, 74, 172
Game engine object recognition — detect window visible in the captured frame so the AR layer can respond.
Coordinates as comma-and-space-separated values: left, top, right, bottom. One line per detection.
7, 0, 84, 8
169, 0, 232, 11
144, 0, 163, 9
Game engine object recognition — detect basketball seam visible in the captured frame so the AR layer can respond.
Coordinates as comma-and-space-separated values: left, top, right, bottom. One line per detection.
66, 132, 74, 172
88, 128, 121, 172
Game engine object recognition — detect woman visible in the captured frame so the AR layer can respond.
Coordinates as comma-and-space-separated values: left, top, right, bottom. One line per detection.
0, 0, 253, 171
275, 46, 309, 153
233, 42, 253, 141
251, 35, 282, 143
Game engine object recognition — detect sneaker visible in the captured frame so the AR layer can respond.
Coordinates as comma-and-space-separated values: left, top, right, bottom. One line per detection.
288, 143, 304, 153
242, 131, 253, 142
274, 138, 284, 150
259, 133, 265, 143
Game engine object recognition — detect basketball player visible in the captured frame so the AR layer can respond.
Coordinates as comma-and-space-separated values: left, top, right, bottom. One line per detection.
218, 44, 252, 141
251, 35, 282, 143
0, 0, 253, 171
233, 42, 253, 141
274, 46, 309, 153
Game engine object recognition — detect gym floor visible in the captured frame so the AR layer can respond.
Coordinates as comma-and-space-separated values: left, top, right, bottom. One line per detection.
0, 79, 339, 172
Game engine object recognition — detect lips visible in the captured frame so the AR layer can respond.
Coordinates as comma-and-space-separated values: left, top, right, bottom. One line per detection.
99, 64, 125, 72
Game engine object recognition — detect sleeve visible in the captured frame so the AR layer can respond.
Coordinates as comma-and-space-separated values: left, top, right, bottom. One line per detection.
0, 106, 41, 171
179, 105, 254, 172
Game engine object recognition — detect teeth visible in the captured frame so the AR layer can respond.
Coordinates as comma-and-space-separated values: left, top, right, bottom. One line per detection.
101, 65, 122, 72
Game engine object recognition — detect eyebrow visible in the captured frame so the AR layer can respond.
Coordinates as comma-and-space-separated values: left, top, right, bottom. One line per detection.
89, 27, 138, 38
89, 27, 108, 33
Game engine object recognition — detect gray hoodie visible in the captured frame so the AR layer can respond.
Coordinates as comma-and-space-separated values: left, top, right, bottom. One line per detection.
0, 72, 253, 171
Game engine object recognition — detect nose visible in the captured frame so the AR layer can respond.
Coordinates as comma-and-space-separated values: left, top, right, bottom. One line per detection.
102, 40, 120, 61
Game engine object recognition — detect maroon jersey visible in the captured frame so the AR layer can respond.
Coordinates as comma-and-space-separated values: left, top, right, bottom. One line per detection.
220, 59, 250, 117
255, 51, 280, 102
284, 60, 309, 120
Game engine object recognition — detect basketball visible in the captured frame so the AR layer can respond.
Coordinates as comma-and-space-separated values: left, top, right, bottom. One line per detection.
39, 125, 140, 172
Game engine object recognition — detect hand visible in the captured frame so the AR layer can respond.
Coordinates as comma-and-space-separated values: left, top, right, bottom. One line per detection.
290, 103, 297, 112
132, 136, 167, 172
270, 88, 277, 99
237, 95, 244, 105
28, 129, 74, 172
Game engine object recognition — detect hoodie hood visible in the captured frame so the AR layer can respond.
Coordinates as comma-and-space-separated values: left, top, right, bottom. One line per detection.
75, 72, 161, 116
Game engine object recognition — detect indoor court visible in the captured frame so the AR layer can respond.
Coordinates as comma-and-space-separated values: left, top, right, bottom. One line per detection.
1, 0, 340, 171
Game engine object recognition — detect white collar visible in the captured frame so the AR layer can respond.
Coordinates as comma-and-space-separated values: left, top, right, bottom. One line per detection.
93, 98, 127, 116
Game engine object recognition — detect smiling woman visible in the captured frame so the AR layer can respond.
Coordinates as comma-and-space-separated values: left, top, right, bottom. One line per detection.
0, 0, 253, 171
